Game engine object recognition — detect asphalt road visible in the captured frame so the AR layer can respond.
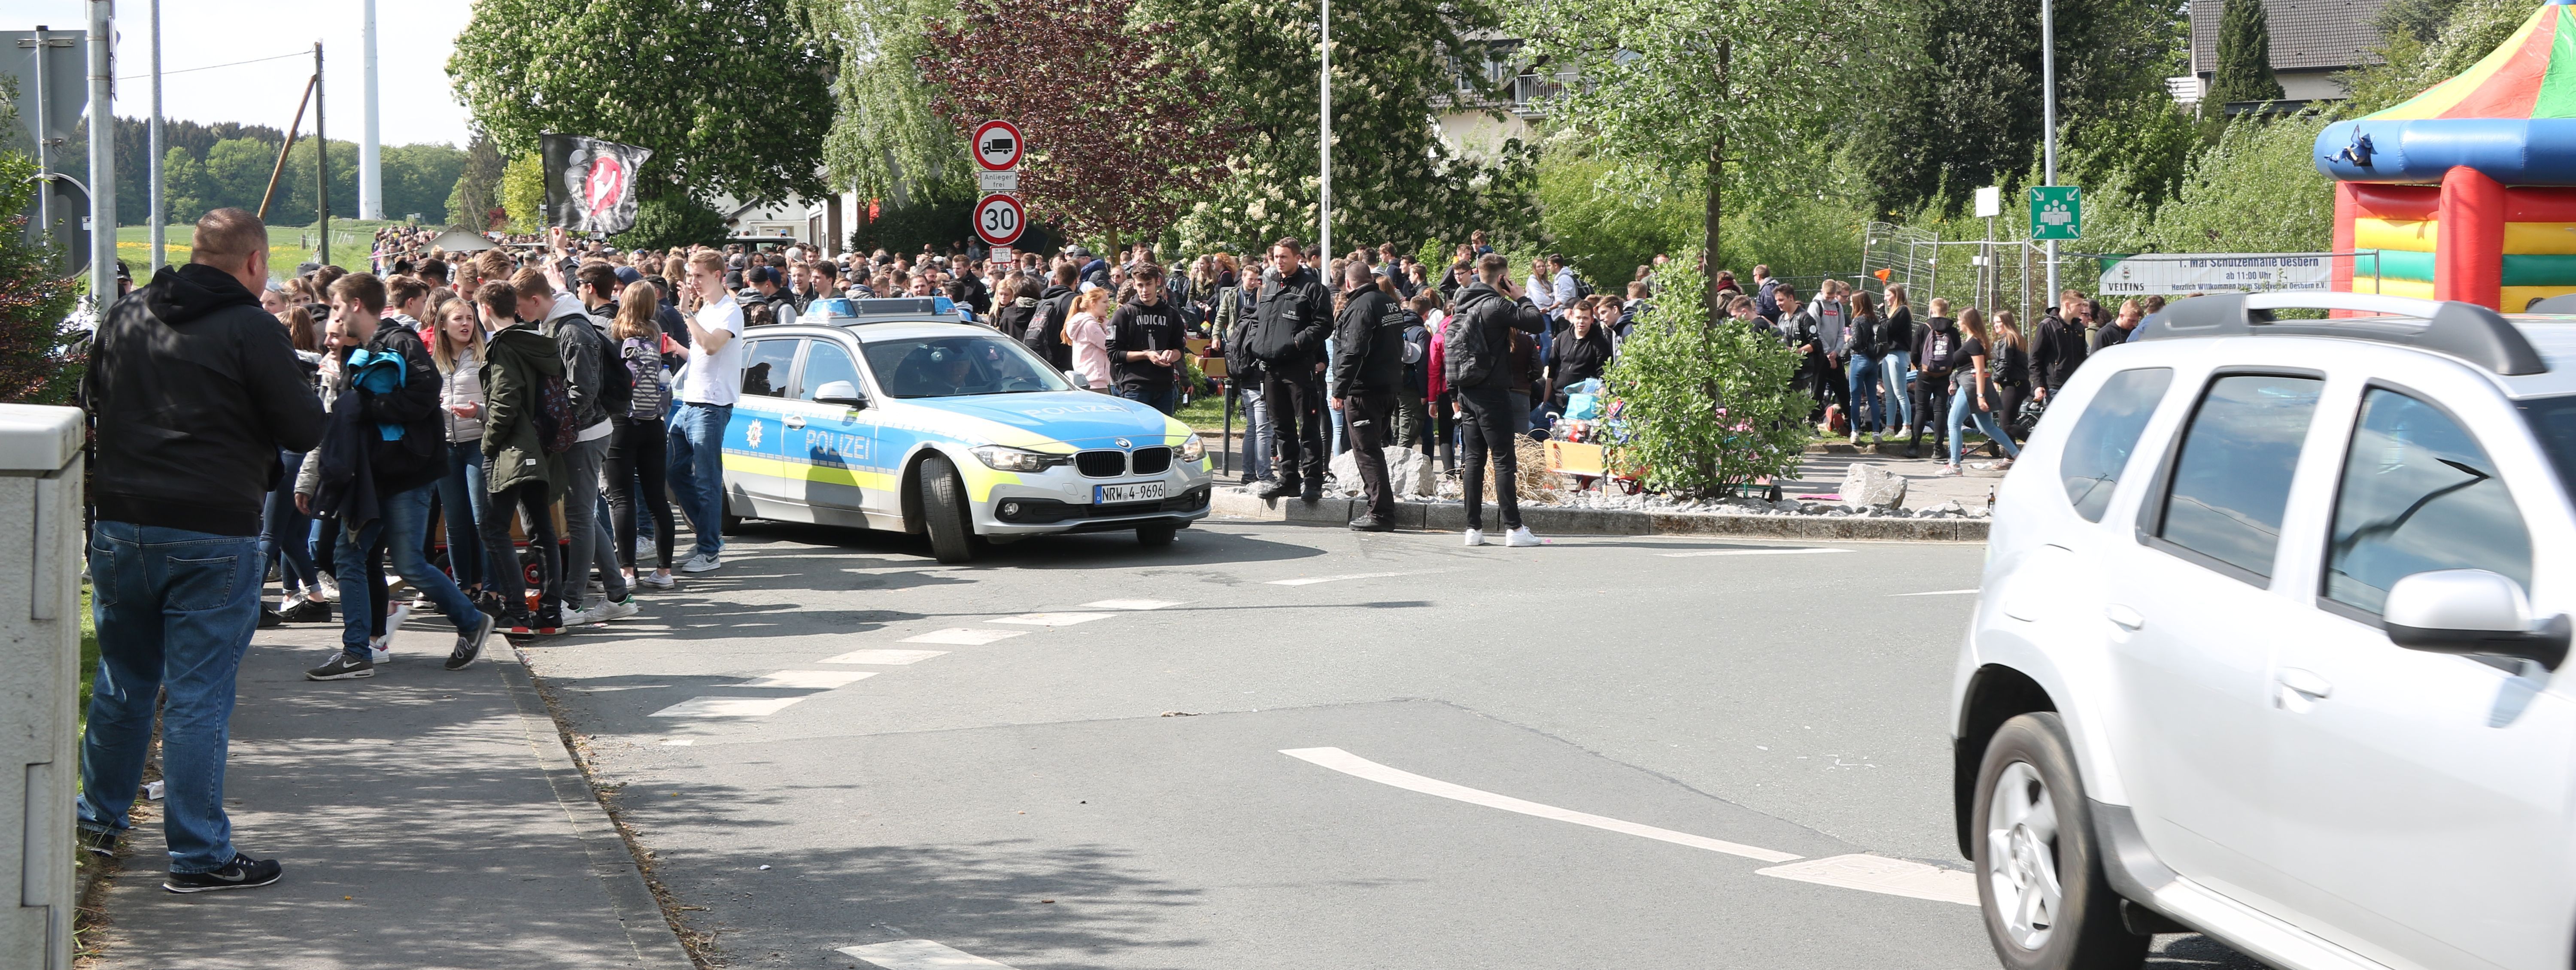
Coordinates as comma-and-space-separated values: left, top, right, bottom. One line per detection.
521, 519, 2263, 970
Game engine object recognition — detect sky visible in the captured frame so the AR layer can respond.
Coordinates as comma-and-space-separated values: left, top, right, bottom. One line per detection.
0, 0, 476, 147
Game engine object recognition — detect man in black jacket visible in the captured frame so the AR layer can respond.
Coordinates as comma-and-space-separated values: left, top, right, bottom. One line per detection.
1247, 238, 1334, 502
1021, 263, 1080, 373
2031, 289, 2091, 402
1445, 253, 1547, 547
79, 208, 321, 892
1330, 263, 1404, 530
301, 272, 497, 681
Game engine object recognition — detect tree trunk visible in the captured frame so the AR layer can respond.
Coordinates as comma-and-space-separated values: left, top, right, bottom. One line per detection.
1704, 136, 1723, 328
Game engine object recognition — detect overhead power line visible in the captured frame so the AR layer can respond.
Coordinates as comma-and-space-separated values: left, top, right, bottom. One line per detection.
116, 49, 306, 82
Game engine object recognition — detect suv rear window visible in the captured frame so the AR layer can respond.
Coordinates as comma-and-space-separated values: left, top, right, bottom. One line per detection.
2060, 368, 2173, 521
2157, 374, 2324, 580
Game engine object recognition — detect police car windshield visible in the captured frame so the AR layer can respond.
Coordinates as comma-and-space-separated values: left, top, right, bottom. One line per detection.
860, 335, 1072, 399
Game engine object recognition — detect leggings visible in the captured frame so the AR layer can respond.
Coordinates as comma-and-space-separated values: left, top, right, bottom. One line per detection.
1947, 383, 2025, 467
489, 480, 562, 616
606, 417, 675, 571
1994, 385, 2029, 444
1457, 385, 1525, 531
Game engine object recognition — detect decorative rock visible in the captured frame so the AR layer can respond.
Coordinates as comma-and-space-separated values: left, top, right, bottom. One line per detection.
1839, 463, 1908, 508
1326, 446, 1437, 498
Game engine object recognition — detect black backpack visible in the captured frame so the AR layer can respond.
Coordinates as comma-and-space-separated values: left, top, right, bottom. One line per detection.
1443, 301, 1497, 389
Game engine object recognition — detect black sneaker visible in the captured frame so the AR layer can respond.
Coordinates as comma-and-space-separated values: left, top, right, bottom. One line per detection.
502, 611, 535, 644
163, 853, 284, 893
1249, 477, 1297, 500
471, 588, 507, 622
303, 653, 374, 681
258, 607, 283, 629
77, 827, 120, 858
279, 599, 332, 624
446, 613, 497, 670
1348, 514, 1394, 532
534, 603, 564, 636
1299, 484, 1323, 503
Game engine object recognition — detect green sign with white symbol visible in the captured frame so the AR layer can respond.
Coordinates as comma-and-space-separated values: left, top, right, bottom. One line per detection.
2029, 186, 2082, 240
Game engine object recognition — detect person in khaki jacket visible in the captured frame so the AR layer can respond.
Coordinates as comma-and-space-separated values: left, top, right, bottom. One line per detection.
477, 277, 568, 640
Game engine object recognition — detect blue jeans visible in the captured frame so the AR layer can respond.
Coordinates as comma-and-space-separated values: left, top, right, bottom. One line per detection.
1118, 384, 1179, 415
79, 521, 261, 873
1845, 354, 1886, 433
434, 440, 492, 590
337, 482, 481, 658
1880, 351, 1915, 436
1948, 383, 2025, 467
665, 402, 732, 560
261, 449, 319, 597
1240, 384, 1272, 480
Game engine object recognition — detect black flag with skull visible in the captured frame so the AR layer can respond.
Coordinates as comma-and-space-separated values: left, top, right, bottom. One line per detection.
541, 134, 654, 234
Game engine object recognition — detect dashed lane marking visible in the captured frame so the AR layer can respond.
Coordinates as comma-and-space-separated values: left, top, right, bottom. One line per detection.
902, 628, 1030, 645
1658, 547, 1851, 558
1080, 599, 1186, 610
821, 649, 950, 665
1280, 746, 1799, 863
839, 940, 1021, 969
1892, 588, 1980, 597
990, 612, 1115, 627
649, 697, 807, 718
1266, 571, 1413, 586
1756, 854, 1980, 905
736, 670, 879, 689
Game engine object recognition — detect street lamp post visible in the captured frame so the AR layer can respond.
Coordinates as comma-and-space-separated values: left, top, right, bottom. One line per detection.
2041, 0, 2058, 303
1318, 0, 1331, 259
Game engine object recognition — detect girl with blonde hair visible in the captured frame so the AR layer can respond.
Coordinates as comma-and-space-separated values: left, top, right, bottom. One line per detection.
1064, 287, 1114, 390
1939, 308, 2023, 476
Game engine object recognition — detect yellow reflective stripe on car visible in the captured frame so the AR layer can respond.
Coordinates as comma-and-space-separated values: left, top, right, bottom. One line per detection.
722, 453, 902, 491
948, 454, 1023, 501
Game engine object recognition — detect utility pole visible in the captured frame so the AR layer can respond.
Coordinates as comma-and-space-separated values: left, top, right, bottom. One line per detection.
2041, 0, 2059, 303
358, 0, 381, 220
148, 0, 164, 273
315, 41, 328, 267
86, 0, 112, 303
32, 24, 50, 255
1317, 0, 1331, 260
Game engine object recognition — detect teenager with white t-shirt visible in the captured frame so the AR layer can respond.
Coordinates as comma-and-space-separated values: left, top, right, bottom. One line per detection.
665, 250, 745, 573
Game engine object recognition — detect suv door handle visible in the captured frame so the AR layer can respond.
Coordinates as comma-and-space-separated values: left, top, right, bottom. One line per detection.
2276, 667, 2333, 700
784, 415, 806, 429
2105, 604, 2146, 630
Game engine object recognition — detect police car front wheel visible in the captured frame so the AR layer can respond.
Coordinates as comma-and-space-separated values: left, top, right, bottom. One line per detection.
917, 454, 977, 564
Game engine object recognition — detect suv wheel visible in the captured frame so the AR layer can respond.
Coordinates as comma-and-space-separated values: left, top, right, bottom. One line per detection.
917, 454, 976, 564
1973, 712, 2148, 970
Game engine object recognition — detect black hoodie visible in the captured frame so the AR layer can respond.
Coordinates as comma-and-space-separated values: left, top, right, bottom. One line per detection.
85, 263, 326, 536
1022, 283, 1077, 371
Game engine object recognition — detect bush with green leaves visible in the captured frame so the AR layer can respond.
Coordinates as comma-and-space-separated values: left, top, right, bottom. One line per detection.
0, 150, 83, 405
1601, 266, 1807, 497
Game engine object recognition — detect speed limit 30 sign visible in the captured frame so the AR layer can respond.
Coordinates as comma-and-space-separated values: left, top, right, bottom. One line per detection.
975, 193, 1025, 246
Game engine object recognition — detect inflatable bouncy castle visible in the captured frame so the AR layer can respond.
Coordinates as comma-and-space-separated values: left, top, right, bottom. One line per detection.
2317, 0, 2576, 310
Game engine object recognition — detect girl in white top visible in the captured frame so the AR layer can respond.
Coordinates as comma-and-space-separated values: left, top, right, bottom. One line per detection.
1064, 287, 1114, 390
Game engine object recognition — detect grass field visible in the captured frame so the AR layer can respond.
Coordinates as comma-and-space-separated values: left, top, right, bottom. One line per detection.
113, 218, 416, 279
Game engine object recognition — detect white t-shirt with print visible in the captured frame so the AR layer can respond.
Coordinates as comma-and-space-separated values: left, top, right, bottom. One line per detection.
675, 294, 747, 406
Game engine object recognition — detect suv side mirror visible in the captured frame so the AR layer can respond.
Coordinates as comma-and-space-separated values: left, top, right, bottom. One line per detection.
2385, 569, 2570, 670
812, 380, 869, 409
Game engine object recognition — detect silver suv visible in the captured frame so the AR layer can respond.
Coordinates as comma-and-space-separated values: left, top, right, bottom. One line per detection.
1950, 293, 2576, 970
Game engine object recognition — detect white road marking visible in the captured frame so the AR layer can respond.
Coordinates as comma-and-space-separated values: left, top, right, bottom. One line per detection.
902, 628, 1029, 645
1080, 599, 1185, 610
736, 670, 879, 689
1756, 854, 1979, 906
1892, 588, 1980, 597
839, 939, 1021, 969
1658, 547, 1851, 558
821, 649, 950, 665
660, 739, 695, 746
990, 612, 1115, 627
1279, 747, 1801, 863
649, 697, 807, 718
1266, 571, 1413, 586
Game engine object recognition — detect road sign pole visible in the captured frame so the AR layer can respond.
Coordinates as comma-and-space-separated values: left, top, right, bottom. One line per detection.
2041, 0, 2058, 301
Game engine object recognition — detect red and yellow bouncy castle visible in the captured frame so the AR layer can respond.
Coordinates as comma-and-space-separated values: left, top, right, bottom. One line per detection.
2318, 0, 2576, 310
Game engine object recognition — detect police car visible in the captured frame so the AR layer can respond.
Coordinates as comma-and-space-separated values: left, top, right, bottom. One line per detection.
718, 298, 1214, 563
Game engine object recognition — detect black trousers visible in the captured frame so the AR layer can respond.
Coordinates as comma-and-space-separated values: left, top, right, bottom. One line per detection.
1346, 391, 1396, 520
1259, 368, 1327, 488
489, 480, 561, 617
1914, 372, 1953, 446
1457, 385, 1524, 531
1995, 385, 2031, 444
606, 417, 674, 571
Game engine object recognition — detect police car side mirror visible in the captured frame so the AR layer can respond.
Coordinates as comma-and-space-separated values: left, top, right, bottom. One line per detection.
1064, 370, 1087, 389
2385, 569, 2570, 670
813, 380, 869, 409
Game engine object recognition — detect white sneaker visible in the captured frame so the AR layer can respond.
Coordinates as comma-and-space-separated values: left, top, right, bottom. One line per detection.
1504, 526, 1540, 547
317, 575, 340, 601
370, 601, 413, 661
1463, 528, 1486, 547
641, 571, 676, 590
590, 596, 640, 623
680, 552, 722, 573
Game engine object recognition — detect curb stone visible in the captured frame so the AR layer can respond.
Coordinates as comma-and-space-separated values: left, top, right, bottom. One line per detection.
1208, 488, 1988, 542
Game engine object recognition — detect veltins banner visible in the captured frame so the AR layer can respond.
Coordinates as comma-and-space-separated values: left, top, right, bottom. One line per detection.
2095, 253, 2332, 296
541, 134, 653, 235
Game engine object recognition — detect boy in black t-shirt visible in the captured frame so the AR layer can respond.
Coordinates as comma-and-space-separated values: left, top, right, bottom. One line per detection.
1104, 263, 1186, 414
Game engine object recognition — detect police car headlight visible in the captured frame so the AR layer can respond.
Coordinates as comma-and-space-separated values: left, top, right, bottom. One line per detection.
1179, 433, 1205, 463
971, 445, 1062, 472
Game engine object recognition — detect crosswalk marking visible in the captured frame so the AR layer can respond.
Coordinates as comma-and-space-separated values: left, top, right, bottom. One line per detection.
1280, 747, 1800, 863
1266, 571, 1412, 586
990, 612, 1115, 627
1891, 588, 1980, 597
902, 628, 1028, 645
1079, 599, 1185, 610
820, 649, 950, 665
736, 670, 878, 689
1755, 854, 1979, 905
839, 939, 1021, 969
1658, 547, 1851, 558
649, 697, 807, 718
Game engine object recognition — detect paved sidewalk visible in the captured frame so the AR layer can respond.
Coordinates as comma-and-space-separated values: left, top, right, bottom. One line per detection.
91, 617, 691, 970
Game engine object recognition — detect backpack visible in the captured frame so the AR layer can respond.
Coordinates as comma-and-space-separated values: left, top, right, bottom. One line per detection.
532, 371, 578, 454
1571, 273, 1595, 301
622, 337, 669, 420
1443, 300, 1498, 389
